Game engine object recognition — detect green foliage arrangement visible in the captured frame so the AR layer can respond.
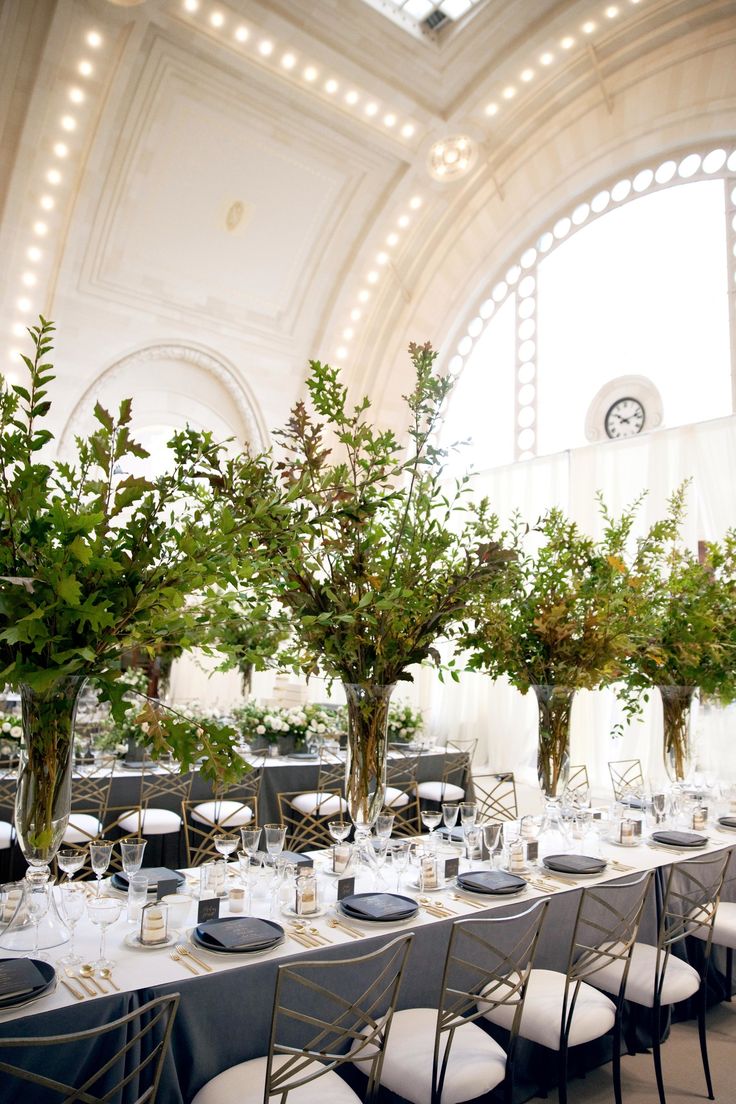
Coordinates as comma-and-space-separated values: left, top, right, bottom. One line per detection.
207, 590, 291, 694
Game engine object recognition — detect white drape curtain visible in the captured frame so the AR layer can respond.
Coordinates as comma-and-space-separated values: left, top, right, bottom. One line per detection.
169, 414, 736, 796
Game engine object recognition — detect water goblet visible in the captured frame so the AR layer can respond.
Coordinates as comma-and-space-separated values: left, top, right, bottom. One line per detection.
421, 808, 442, 840
328, 820, 351, 844
214, 834, 238, 873
459, 802, 478, 829
263, 824, 287, 867
375, 813, 395, 841
652, 792, 667, 825
119, 837, 146, 879
56, 848, 85, 883
463, 825, 481, 865
89, 840, 113, 896
481, 822, 502, 867
87, 896, 122, 970
390, 841, 410, 892
27, 881, 50, 962
371, 837, 390, 889
442, 803, 459, 832
57, 883, 86, 965
240, 826, 262, 868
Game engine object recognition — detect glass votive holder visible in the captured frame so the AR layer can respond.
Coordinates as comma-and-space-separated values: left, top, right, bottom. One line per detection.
200, 860, 228, 899
228, 885, 247, 914
161, 892, 193, 929
127, 873, 149, 925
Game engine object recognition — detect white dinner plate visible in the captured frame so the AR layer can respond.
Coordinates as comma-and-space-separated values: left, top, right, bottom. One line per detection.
124, 928, 180, 951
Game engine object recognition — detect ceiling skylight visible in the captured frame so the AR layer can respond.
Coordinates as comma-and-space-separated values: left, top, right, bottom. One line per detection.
360, 0, 488, 39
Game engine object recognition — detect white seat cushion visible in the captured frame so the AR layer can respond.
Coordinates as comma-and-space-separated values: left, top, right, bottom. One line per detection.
415, 781, 465, 803
192, 801, 253, 828
63, 813, 103, 844
192, 1054, 362, 1104
591, 941, 701, 1008
384, 786, 410, 809
692, 901, 736, 950
376, 1007, 506, 1104
482, 968, 616, 1051
290, 792, 347, 818
118, 808, 182, 835
0, 820, 14, 849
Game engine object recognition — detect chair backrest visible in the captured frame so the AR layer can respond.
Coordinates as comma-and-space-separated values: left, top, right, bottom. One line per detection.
140, 764, 193, 806
566, 764, 589, 794
608, 759, 644, 800
442, 740, 477, 790
0, 774, 17, 821
277, 790, 343, 852
473, 772, 519, 822
562, 871, 654, 1035
0, 992, 179, 1103
266, 934, 413, 1103
182, 796, 258, 866
438, 900, 548, 1104
316, 750, 346, 795
655, 850, 730, 986
211, 768, 262, 806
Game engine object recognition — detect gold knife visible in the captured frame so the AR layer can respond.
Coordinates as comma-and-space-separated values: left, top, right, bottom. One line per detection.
59, 976, 85, 1001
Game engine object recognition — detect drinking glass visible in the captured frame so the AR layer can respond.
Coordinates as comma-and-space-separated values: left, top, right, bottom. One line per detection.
89, 841, 113, 896
127, 872, 149, 925
328, 820, 351, 844
442, 803, 459, 831
28, 882, 49, 962
652, 792, 667, 825
214, 834, 238, 872
87, 896, 122, 970
119, 837, 146, 879
57, 883, 86, 965
240, 826, 262, 866
459, 802, 478, 828
56, 849, 85, 883
371, 837, 389, 889
463, 825, 481, 865
390, 841, 410, 892
263, 824, 287, 866
481, 822, 502, 867
375, 813, 395, 841
421, 809, 442, 839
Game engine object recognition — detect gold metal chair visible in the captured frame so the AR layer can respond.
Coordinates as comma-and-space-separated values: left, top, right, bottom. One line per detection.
0, 992, 179, 1103
62, 761, 116, 853
183, 795, 258, 866
372, 899, 549, 1104
191, 935, 413, 1104
482, 870, 654, 1104
415, 738, 477, 805
277, 789, 344, 852
384, 752, 421, 836
567, 763, 590, 794
473, 771, 519, 822
608, 758, 645, 801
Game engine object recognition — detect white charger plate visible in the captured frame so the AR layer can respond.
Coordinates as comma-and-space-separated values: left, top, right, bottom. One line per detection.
124, 928, 180, 951
336, 904, 417, 930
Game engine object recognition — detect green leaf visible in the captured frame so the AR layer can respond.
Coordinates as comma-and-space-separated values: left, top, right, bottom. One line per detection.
56, 575, 82, 606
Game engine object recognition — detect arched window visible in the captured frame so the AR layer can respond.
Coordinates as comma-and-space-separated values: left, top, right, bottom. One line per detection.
444, 144, 736, 468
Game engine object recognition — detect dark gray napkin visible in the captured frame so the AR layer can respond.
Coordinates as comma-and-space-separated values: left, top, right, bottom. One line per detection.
718, 817, 736, 829
112, 867, 184, 891
457, 870, 526, 894
196, 917, 283, 950
544, 854, 607, 874
340, 893, 418, 921
651, 830, 707, 847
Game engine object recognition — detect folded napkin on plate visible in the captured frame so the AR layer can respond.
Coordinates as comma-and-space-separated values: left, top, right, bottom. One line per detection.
112, 867, 184, 890
340, 893, 418, 922
718, 817, 736, 829
196, 917, 283, 950
620, 795, 646, 810
651, 830, 707, 847
544, 854, 607, 874
0, 959, 48, 1001
456, 870, 526, 894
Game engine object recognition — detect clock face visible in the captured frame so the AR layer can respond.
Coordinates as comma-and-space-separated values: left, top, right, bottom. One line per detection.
604, 397, 645, 439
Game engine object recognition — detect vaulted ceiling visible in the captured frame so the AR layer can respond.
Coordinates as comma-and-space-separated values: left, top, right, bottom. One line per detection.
1, 0, 735, 446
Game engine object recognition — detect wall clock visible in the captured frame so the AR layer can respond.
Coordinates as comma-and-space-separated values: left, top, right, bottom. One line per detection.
604, 396, 645, 439
585, 376, 663, 444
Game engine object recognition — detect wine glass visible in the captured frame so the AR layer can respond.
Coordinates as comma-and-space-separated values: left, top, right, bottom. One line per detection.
421, 808, 442, 841
27, 882, 49, 962
481, 822, 502, 867
652, 792, 667, 825
390, 841, 410, 892
89, 841, 113, 896
239, 827, 262, 884
57, 883, 86, 965
56, 849, 85, 883
442, 803, 459, 834
214, 835, 238, 873
328, 820, 351, 844
374, 813, 395, 841
263, 824, 287, 867
87, 896, 122, 970
119, 837, 147, 880
459, 802, 478, 829
371, 837, 389, 889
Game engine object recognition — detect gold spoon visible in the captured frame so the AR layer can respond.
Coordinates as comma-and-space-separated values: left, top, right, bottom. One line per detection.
99, 967, 120, 991
419, 896, 457, 913
327, 917, 361, 938
289, 921, 330, 945
79, 964, 108, 994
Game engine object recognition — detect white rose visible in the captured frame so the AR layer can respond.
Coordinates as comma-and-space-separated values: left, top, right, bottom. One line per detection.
10, 726, 21, 738
140, 722, 149, 733
115, 743, 128, 754
2, 723, 10, 733
256, 724, 266, 735
399, 728, 407, 736
317, 724, 326, 733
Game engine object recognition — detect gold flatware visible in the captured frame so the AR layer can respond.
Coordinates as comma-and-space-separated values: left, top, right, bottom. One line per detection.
450, 893, 485, 909
327, 917, 361, 938
178, 944, 213, 973
59, 976, 85, 1001
608, 860, 635, 872
80, 964, 108, 993
289, 931, 318, 949
419, 896, 457, 914
289, 921, 331, 945
65, 966, 95, 997
99, 967, 120, 991
170, 951, 199, 975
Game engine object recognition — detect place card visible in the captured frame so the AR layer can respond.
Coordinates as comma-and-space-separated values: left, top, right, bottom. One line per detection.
337, 876, 356, 901
444, 857, 459, 881
0, 959, 46, 1000
157, 878, 179, 901
526, 840, 539, 862
197, 897, 221, 924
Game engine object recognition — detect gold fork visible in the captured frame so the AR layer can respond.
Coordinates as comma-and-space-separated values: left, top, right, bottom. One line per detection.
177, 944, 213, 973
170, 951, 198, 975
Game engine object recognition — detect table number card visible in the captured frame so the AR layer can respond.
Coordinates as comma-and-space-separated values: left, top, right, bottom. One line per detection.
197, 897, 221, 924
157, 878, 179, 901
337, 876, 356, 901
525, 840, 539, 862
444, 857, 459, 881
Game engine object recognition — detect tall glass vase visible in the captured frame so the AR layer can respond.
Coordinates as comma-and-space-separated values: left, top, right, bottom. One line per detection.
660, 685, 697, 783
533, 684, 574, 799
342, 683, 394, 835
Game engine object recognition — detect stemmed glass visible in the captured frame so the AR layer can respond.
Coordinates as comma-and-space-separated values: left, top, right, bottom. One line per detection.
87, 896, 122, 970
652, 792, 667, 826
481, 822, 502, 868
57, 884, 86, 966
56, 849, 85, 883
374, 813, 395, 841
27, 881, 49, 962
370, 837, 389, 889
89, 841, 113, 896
421, 808, 442, 842
263, 824, 287, 867
214, 835, 238, 874
442, 803, 459, 836
328, 820, 351, 844
390, 841, 410, 892
119, 838, 146, 881
459, 802, 478, 829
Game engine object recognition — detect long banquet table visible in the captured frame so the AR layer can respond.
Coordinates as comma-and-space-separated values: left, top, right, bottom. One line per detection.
0, 830, 734, 1104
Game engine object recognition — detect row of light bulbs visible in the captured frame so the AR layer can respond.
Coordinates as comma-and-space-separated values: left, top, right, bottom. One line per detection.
7, 29, 104, 376
179, 0, 417, 141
